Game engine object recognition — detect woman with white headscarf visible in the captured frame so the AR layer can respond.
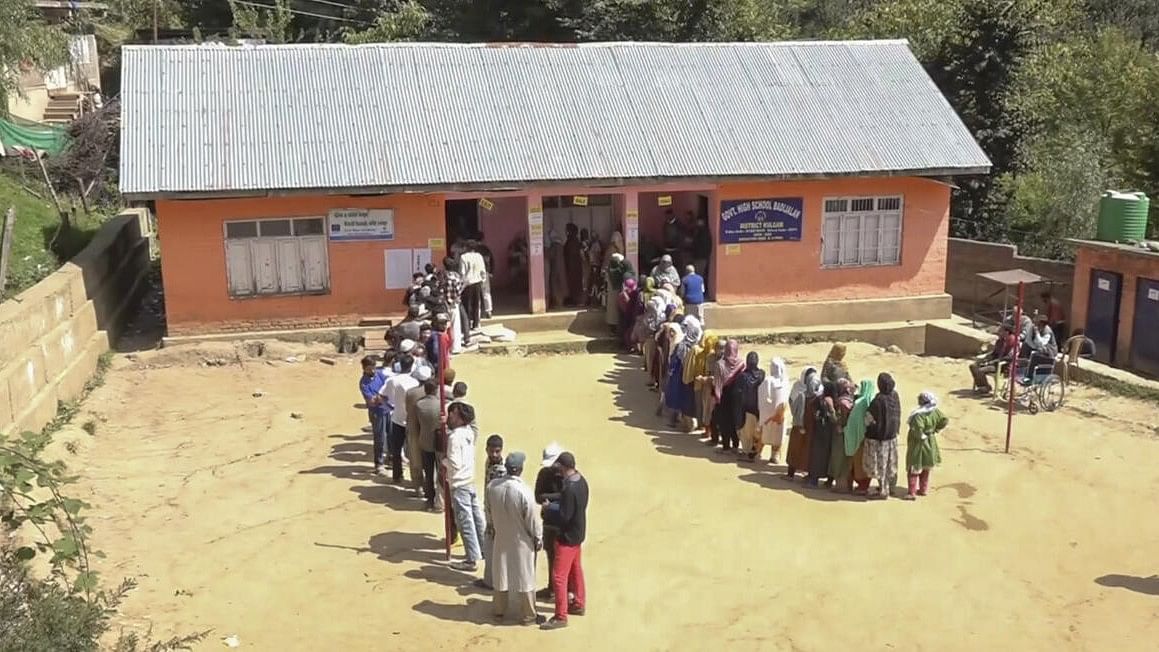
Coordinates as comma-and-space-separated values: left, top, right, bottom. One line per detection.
668, 316, 703, 431
755, 357, 790, 464
904, 391, 948, 500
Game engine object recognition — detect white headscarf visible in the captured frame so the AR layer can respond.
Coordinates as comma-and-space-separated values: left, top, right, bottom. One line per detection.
759, 357, 790, 420
677, 316, 703, 362
909, 390, 940, 419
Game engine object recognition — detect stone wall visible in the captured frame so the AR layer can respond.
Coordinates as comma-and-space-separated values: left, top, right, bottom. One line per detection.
945, 238, 1075, 320
0, 209, 152, 436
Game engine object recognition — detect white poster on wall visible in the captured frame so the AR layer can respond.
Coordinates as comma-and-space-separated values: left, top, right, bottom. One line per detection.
330, 208, 395, 241
385, 249, 413, 289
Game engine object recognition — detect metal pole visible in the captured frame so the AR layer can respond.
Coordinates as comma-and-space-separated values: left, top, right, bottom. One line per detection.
438, 344, 452, 562
1004, 281, 1024, 454
153, 0, 159, 44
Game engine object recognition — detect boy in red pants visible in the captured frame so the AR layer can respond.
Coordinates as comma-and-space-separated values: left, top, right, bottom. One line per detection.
541, 452, 589, 630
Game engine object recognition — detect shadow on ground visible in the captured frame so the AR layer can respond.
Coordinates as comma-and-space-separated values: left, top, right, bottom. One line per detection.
1095, 574, 1159, 596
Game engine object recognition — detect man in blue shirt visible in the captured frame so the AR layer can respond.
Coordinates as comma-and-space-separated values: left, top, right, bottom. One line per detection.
679, 264, 706, 324
359, 356, 393, 475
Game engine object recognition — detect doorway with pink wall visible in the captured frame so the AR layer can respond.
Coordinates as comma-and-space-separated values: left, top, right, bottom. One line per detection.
474, 195, 530, 315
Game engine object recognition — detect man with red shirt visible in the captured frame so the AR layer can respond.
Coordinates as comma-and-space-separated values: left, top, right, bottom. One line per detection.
969, 323, 1016, 395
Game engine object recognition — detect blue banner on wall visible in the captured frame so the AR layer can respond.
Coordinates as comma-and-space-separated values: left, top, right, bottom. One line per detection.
719, 198, 804, 243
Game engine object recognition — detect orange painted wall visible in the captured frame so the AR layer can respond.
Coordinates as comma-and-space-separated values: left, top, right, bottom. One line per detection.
156, 194, 445, 335
712, 177, 951, 304
1070, 244, 1159, 367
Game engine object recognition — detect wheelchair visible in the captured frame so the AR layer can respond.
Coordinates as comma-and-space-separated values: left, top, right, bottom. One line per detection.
996, 358, 1064, 414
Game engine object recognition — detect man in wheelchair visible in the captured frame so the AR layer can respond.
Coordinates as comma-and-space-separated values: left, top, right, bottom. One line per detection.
1025, 315, 1059, 380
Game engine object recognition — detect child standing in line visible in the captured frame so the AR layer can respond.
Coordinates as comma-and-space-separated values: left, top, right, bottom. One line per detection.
904, 391, 948, 500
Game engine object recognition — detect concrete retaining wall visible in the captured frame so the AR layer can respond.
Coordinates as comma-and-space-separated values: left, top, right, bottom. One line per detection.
0, 209, 152, 436
946, 238, 1075, 319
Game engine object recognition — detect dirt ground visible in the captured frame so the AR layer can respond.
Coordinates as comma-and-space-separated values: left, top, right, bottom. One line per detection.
64, 341, 1159, 651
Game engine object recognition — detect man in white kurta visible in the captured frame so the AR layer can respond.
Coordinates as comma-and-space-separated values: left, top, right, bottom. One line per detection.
485, 452, 544, 625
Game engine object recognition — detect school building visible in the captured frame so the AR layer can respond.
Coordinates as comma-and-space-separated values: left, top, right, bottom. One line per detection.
118, 40, 990, 336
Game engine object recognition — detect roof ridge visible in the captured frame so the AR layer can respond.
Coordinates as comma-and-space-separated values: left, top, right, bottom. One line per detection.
122, 39, 911, 52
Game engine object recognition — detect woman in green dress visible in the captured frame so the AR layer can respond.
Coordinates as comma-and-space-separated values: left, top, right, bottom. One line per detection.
904, 391, 948, 500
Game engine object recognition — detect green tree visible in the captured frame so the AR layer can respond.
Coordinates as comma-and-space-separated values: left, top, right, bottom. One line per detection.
344, 1, 434, 43
228, 0, 296, 43
0, 0, 70, 115
996, 128, 1119, 257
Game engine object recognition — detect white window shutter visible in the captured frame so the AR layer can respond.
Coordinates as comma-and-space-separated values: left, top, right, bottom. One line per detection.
860, 213, 881, 265
301, 237, 330, 291
822, 215, 841, 266
276, 238, 304, 293
225, 240, 254, 296
882, 213, 902, 264
251, 240, 279, 294
840, 215, 860, 265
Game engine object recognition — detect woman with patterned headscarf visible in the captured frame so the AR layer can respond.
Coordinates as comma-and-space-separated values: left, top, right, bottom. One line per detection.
904, 391, 948, 500
712, 340, 745, 452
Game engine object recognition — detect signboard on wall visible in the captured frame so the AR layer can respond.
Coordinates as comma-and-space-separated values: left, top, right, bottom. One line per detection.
719, 198, 803, 244
329, 208, 395, 241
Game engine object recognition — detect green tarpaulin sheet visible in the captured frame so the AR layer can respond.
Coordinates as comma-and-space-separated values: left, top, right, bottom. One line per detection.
0, 117, 68, 157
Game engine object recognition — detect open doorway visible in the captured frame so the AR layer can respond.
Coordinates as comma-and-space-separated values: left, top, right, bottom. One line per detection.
638, 191, 714, 299
542, 194, 617, 311
443, 197, 531, 316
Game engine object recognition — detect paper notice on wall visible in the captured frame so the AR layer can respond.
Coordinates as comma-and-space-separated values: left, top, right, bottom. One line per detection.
626, 209, 639, 224
658, 195, 673, 206
1149, 288, 1159, 301
412, 248, 432, 274
385, 249, 413, 289
529, 210, 544, 226
725, 244, 742, 256
428, 238, 445, 250
1097, 278, 1111, 291
530, 240, 544, 256
479, 198, 495, 211
572, 195, 589, 207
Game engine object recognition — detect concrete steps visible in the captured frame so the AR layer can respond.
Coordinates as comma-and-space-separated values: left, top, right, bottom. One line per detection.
42, 94, 81, 125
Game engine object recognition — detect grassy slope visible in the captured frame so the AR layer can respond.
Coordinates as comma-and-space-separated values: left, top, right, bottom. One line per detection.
0, 171, 102, 300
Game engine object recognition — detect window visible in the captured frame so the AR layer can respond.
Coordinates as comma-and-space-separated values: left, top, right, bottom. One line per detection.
821, 196, 903, 268
224, 217, 330, 297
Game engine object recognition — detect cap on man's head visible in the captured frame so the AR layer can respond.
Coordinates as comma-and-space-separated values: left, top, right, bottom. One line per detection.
541, 442, 563, 467
555, 451, 577, 470
399, 339, 416, 353
504, 451, 526, 470
660, 254, 673, 263
412, 365, 433, 382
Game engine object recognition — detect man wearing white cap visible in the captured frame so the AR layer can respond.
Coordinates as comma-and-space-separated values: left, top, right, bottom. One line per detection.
405, 364, 434, 496
534, 443, 564, 600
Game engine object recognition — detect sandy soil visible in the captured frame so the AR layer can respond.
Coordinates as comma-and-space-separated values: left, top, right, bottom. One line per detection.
66, 341, 1159, 651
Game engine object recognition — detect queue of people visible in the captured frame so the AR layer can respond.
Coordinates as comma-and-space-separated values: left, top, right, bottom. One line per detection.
358, 334, 589, 630
622, 293, 951, 501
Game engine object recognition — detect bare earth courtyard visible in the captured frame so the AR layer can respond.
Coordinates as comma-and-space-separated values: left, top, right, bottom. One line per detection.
64, 342, 1158, 651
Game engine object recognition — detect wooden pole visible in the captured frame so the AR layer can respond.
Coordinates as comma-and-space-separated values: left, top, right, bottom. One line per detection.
75, 178, 90, 215
35, 155, 65, 222
1004, 281, 1024, 454
0, 208, 15, 295
153, 0, 160, 44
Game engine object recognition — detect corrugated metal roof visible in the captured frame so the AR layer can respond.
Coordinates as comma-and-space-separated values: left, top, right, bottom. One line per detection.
118, 40, 992, 198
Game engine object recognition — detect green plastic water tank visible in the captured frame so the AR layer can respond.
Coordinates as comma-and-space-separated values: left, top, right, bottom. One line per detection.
1096, 190, 1150, 242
